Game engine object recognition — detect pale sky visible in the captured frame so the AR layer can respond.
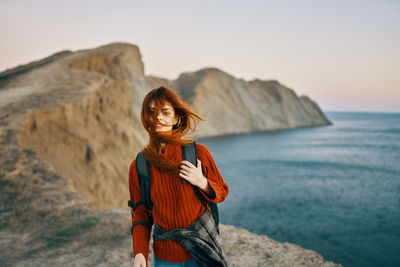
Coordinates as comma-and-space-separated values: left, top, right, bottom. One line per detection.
1, 0, 399, 112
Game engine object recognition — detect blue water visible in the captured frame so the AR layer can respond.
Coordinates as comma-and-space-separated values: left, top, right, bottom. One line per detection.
198, 111, 400, 267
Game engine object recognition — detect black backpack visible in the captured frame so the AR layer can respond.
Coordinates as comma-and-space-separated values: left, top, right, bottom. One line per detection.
128, 141, 220, 234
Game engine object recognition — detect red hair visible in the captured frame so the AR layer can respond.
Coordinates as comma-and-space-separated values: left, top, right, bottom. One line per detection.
140, 86, 206, 177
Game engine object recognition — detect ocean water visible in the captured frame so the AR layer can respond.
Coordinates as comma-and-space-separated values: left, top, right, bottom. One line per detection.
198, 111, 400, 267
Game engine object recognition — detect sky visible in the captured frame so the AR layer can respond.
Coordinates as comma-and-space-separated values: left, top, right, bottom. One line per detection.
1, 0, 399, 113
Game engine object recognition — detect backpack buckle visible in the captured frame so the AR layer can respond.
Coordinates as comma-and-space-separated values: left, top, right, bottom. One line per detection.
206, 203, 211, 212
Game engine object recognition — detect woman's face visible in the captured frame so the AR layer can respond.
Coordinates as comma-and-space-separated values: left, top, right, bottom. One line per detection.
149, 100, 178, 132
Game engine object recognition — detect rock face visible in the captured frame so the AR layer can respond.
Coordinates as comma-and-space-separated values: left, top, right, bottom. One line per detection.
0, 42, 339, 266
172, 69, 331, 137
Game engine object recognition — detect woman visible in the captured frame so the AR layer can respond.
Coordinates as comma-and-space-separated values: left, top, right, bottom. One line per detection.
128, 86, 229, 267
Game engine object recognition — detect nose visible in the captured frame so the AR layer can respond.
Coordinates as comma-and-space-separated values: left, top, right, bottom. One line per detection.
157, 112, 164, 122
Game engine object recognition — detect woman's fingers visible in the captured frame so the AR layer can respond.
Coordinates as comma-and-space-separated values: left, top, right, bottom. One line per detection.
180, 159, 205, 188
134, 260, 145, 267
180, 164, 194, 182
180, 168, 190, 175
179, 171, 190, 179
181, 160, 195, 168
181, 160, 202, 169
134, 253, 146, 267
180, 163, 192, 171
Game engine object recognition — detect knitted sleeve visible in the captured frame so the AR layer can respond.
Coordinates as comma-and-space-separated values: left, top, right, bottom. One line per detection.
196, 143, 229, 203
128, 159, 152, 264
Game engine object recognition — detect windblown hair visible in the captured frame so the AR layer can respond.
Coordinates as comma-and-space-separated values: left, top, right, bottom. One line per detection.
140, 86, 206, 177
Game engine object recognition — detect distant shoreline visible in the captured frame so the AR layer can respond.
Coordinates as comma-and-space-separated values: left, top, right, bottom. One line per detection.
324, 110, 400, 114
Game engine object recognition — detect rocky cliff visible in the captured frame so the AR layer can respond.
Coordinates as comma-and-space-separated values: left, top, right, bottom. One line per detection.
147, 69, 331, 137
0, 42, 338, 266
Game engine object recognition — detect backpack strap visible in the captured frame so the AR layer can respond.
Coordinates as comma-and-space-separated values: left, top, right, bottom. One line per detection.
128, 152, 154, 234
181, 141, 197, 184
182, 141, 220, 230
182, 141, 208, 206
128, 201, 153, 230
136, 152, 153, 211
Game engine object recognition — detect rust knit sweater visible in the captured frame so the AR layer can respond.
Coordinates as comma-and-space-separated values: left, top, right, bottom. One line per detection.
128, 142, 229, 264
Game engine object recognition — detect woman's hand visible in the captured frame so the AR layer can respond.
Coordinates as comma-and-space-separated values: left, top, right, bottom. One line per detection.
180, 159, 208, 190
133, 253, 146, 267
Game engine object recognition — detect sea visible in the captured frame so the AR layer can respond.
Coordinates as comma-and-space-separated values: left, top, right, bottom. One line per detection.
198, 111, 400, 267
